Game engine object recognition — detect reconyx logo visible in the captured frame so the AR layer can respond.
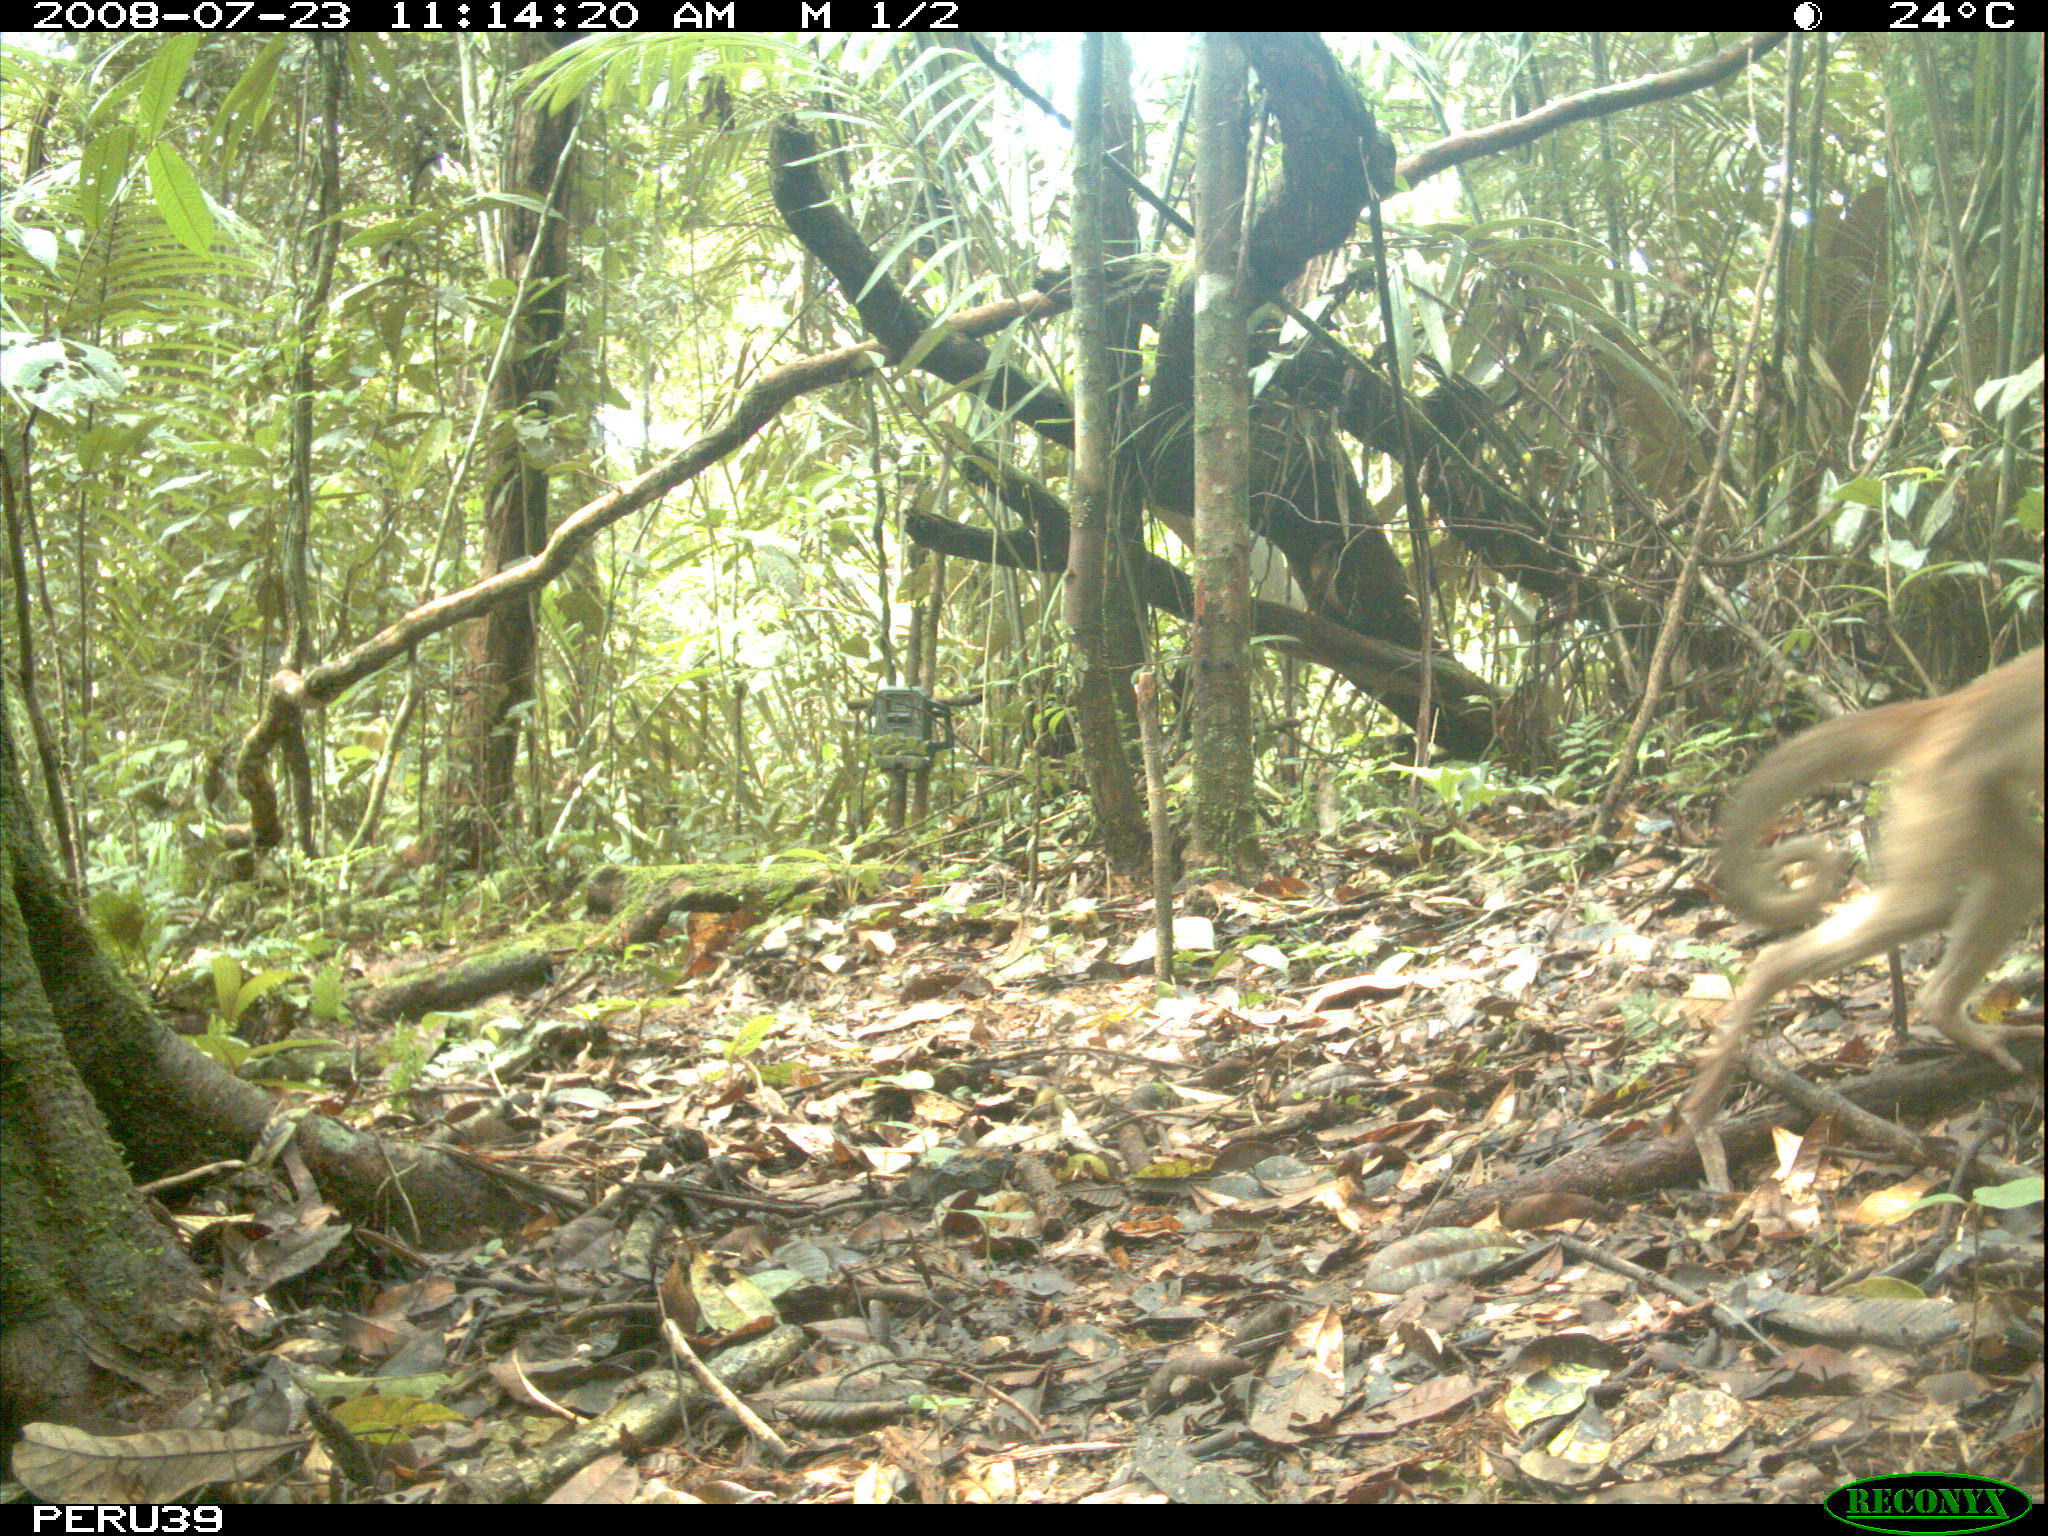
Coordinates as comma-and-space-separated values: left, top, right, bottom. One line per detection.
1825, 1474, 2031, 1534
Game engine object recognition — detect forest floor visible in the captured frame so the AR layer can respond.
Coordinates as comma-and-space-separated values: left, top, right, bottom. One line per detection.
148, 785, 2045, 1503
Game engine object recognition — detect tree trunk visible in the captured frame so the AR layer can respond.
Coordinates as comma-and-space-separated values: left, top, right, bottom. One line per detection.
1066, 34, 1151, 882
0, 687, 532, 1434
1188, 34, 1260, 877
1, 696, 209, 1434
453, 33, 581, 864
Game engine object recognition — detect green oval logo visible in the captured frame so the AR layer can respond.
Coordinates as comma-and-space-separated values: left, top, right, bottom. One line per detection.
1825, 1474, 2032, 1534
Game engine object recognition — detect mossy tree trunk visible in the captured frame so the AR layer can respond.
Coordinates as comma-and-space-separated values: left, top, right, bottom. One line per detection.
1, 702, 211, 1434
1, 695, 532, 1434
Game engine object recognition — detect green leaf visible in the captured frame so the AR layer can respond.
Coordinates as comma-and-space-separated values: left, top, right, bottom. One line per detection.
189, 1031, 250, 1071
211, 953, 243, 1020
90, 889, 149, 955
725, 1013, 777, 1060
242, 1036, 340, 1061
898, 319, 955, 372
310, 965, 345, 1023
146, 143, 215, 255
232, 967, 292, 1024
1837, 1276, 1925, 1300
79, 124, 139, 231
1906, 1192, 1965, 1212
213, 34, 286, 164
1973, 354, 2044, 421
1971, 1176, 2044, 1210
136, 36, 200, 141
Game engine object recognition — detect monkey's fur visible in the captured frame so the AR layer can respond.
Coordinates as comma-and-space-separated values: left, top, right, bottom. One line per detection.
1680, 648, 2043, 1190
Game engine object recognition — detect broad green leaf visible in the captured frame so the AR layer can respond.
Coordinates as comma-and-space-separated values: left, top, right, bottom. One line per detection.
146, 143, 214, 255
135, 36, 200, 142
211, 953, 242, 1020
232, 967, 292, 1024
214, 34, 286, 164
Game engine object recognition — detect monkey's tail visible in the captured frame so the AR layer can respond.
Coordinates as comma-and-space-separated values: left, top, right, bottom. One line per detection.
1716, 698, 1930, 929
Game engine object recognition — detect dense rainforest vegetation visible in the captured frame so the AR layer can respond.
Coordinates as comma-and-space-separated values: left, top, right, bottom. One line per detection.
1, 31, 2039, 1503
